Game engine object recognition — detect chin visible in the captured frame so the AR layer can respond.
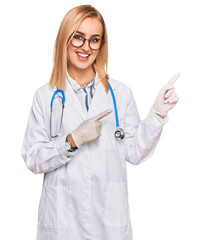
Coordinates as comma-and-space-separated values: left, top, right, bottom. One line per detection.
74, 62, 94, 70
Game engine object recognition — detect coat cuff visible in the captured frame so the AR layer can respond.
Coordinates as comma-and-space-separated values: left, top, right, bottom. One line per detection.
53, 135, 78, 161
147, 107, 169, 135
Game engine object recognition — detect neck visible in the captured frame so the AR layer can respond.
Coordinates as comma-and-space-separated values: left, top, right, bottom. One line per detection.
67, 65, 96, 88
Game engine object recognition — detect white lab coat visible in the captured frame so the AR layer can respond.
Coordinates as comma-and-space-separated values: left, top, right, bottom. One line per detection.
21, 77, 169, 240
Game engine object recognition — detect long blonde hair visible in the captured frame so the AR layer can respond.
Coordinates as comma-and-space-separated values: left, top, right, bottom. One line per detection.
49, 5, 110, 93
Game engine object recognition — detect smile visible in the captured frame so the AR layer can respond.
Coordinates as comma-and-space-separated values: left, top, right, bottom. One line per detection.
76, 52, 90, 58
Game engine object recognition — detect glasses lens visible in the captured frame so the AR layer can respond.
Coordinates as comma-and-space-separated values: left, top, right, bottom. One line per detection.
71, 35, 103, 49
71, 36, 84, 47
90, 38, 102, 50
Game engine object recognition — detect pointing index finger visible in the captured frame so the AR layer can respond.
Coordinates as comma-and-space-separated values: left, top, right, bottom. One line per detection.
92, 108, 113, 121
166, 72, 181, 86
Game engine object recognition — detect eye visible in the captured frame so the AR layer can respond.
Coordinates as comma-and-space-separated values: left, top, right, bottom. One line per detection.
90, 38, 100, 43
74, 35, 83, 40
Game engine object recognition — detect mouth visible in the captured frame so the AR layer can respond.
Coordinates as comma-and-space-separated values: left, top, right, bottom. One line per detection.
76, 52, 90, 58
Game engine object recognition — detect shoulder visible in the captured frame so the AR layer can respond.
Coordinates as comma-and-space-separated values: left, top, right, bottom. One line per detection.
108, 77, 133, 98
35, 82, 55, 96
34, 82, 56, 101
32, 82, 55, 108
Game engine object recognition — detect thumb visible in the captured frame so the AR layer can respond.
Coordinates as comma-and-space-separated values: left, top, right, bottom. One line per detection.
92, 108, 113, 121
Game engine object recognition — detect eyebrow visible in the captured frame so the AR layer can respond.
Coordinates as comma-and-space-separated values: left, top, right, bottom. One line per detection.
75, 31, 101, 37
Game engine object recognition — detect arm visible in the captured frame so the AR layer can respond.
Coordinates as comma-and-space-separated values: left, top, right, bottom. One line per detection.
21, 90, 78, 174
66, 133, 77, 148
155, 113, 165, 119
124, 88, 169, 165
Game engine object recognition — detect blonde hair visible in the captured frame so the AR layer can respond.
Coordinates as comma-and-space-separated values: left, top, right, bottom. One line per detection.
49, 5, 110, 93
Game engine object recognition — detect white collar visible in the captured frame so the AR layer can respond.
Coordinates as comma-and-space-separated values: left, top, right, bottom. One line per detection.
66, 71, 100, 92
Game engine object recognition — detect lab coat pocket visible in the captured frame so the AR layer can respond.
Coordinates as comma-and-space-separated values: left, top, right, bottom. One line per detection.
104, 182, 129, 227
38, 185, 70, 231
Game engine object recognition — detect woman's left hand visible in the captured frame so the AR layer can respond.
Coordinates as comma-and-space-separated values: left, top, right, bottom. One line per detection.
152, 72, 180, 118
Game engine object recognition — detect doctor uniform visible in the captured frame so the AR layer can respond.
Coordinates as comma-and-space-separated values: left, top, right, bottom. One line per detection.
21, 72, 169, 240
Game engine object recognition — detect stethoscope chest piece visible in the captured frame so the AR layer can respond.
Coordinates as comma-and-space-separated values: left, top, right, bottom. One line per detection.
114, 127, 125, 139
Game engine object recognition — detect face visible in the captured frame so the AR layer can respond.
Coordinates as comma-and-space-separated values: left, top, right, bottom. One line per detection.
67, 17, 103, 71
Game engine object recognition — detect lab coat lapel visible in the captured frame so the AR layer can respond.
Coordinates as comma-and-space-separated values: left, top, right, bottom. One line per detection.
58, 78, 116, 122
65, 79, 87, 121
87, 80, 116, 118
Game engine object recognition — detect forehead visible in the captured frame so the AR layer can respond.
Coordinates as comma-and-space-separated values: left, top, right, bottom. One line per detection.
77, 17, 103, 36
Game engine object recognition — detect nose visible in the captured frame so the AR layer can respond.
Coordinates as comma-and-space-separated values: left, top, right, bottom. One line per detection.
81, 39, 91, 51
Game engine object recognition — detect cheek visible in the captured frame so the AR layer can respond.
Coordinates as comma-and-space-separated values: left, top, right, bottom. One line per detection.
67, 46, 75, 62
91, 50, 100, 61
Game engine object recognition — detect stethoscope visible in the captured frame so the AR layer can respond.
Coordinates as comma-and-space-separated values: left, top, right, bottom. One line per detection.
50, 82, 125, 140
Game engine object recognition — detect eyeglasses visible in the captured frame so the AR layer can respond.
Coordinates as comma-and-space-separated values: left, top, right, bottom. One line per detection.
71, 34, 105, 50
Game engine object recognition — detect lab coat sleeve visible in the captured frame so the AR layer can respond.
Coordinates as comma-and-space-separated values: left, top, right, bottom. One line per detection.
21, 89, 78, 174
124, 88, 169, 165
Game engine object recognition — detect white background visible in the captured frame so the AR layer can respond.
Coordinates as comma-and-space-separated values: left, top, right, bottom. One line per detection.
0, 0, 200, 239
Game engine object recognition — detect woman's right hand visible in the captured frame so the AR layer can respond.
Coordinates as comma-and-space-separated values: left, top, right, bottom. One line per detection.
71, 109, 113, 148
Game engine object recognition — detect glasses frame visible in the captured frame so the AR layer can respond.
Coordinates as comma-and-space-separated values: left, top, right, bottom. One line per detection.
70, 35, 105, 50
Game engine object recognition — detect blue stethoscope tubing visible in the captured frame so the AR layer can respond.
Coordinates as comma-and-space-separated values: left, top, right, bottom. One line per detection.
50, 89, 65, 108
50, 82, 125, 139
108, 82, 125, 139
50, 89, 65, 138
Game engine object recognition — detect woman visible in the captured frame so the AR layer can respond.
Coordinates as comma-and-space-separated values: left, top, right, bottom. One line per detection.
21, 4, 179, 240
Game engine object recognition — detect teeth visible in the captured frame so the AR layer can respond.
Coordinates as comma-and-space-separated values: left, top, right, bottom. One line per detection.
77, 53, 89, 57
